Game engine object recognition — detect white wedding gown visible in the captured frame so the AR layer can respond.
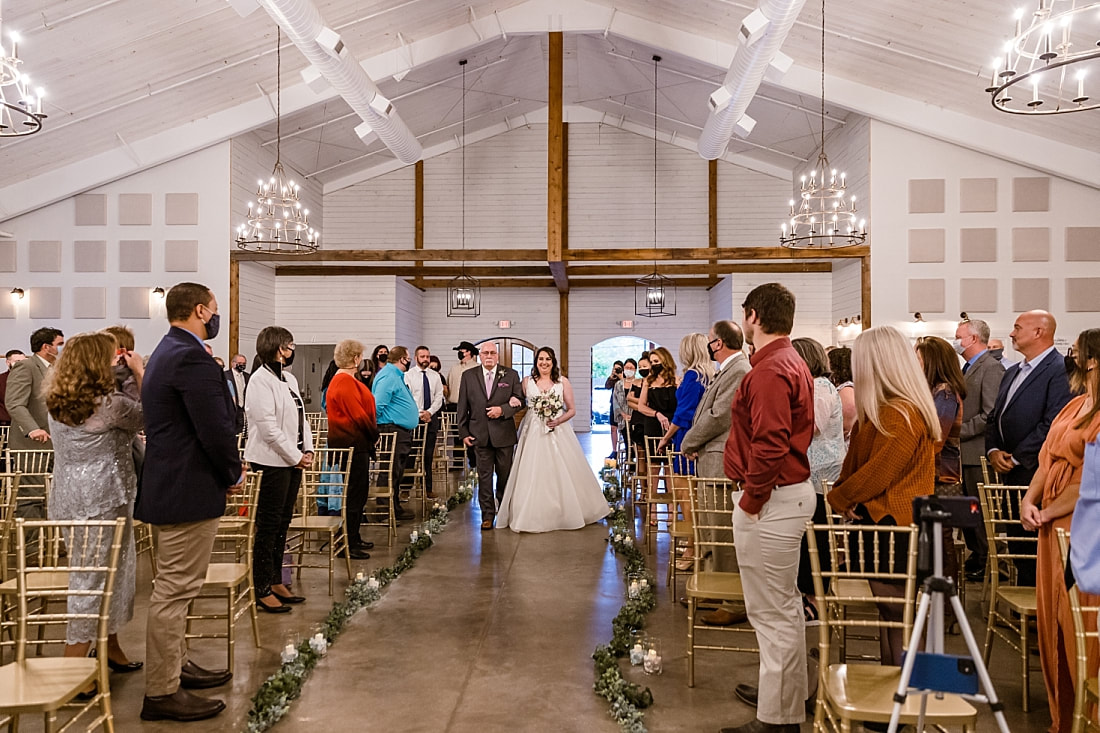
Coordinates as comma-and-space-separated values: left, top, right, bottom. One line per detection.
496, 379, 611, 533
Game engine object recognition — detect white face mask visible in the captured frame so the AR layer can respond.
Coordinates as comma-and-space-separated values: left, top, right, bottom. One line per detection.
951, 338, 966, 355
623, 369, 636, 380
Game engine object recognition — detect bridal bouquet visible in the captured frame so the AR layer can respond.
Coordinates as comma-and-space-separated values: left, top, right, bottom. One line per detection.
531, 391, 565, 433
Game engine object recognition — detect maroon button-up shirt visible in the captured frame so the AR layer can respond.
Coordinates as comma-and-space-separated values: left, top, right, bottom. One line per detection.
724, 336, 814, 514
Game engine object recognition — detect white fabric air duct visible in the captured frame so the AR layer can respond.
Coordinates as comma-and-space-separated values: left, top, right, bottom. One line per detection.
257, 0, 422, 164
697, 0, 808, 160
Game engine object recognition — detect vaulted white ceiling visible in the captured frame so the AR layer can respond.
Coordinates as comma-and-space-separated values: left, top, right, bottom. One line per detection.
0, 0, 1097, 220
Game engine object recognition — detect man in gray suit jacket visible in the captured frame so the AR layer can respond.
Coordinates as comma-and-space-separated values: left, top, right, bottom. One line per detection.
681, 320, 750, 626
954, 318, 1004, 577
4, 327, 64, 453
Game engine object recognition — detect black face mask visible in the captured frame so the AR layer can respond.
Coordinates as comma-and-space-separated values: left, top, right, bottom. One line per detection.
637, 368, 650, 378
204, 313, 220, 340
989, 348, 1004, 360
377, 353, 388, 363
1066, 355, 1078, 376
284, 349, 296, 368
650, 363, 664, 376
707, 342, 720, 360
234, 364, 246, 373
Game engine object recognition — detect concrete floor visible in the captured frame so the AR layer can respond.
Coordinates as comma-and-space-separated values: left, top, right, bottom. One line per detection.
16, 430, 1056, 731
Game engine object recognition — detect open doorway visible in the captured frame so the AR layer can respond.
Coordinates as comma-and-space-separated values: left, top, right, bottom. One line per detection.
590, 336, 657, 436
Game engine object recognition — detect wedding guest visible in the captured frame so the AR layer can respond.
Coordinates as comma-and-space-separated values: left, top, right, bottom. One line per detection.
5, 326, 64, 450
827, 325, 939, 668
791, 336, 845, 624
372, 346, 418, 521
828, 346, 856, 440
45, 331, 145, 676
1021, 328, 1100, 733
626, 353, 651, 470
357, 359, 374, 387
428, 355, 447, 401
226, 353, 249, 434
636, 347, 677, 513
605, 360, 625, 458
988, 337, 1017, 369
446, 341, 480, 469
405, 346, 445, 498
721, 283, 815, 733
369, 344, 390, 384
320, 359, 339, 411
915, 335, 966, 586
0, 349, 27, 427
325, 339, 378, 560
245, 326, 313, 613
612, 359, 636, 448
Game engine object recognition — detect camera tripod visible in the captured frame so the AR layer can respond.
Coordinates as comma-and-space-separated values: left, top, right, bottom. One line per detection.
887, 505, 1011, 733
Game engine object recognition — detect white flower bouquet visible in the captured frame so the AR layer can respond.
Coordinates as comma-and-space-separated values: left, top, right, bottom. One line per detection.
531, 391, 565, 432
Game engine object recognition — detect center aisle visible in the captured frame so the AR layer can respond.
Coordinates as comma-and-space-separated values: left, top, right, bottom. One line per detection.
282, 507, 623, 732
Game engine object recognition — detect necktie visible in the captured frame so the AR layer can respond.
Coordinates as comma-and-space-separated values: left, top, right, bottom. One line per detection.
962, 362, 970, 375
422, 370, 431, 410
486, 370, 494, 398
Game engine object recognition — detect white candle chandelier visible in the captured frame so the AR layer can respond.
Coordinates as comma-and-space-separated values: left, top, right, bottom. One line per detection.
779, 0, 867, 251
236, 28, 319, 254
986, 0, 1100, 115
0, 2, 47, 138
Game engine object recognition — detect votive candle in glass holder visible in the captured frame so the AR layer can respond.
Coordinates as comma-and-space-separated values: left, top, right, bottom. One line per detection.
410, 529, 419, 543
355, 571, 364, 582
366, 575, 380, 591
629, 632, 647, 666
643, 639, 662, 675
281, 633, 300, 664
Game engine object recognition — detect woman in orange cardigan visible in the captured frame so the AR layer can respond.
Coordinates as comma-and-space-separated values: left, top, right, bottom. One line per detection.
1022, 328, 1100, 733
827, 326, 941, 667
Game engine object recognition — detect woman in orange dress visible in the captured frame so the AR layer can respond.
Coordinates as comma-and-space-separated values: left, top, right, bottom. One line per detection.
1021, 327, 1100, 733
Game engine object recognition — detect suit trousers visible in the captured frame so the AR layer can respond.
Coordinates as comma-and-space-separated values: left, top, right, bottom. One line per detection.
250, 464, 301, 599
960, 464, 989, 561
378, 423, 412, 508
733, 480, 815, 725
146, 517, 220, 696
421, 415, 440, 494
476, 443, 514, 519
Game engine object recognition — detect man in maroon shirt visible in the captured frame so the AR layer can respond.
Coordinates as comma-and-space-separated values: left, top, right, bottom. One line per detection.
720, 283, 815, 733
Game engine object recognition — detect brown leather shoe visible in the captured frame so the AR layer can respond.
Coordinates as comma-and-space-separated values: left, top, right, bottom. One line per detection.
480, 520, 493, 530
140, 688, 225, 722
702, 607, 749, 626
179, 660, 232, 689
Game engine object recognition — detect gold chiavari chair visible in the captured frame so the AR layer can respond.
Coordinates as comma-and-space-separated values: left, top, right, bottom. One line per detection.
640, 436, 673, 552
401, 423, 429, 516
0, 518, 126, 733
979, 482, 1039, 712
131, 520, 156, 578
287, 450, 354, 595
806, 521, 977, 731
685, 476, 755, 687
184, 471, 262, 674
364, 433, 399, 546
665, 449, 695, 595
306, 413, 328, 449
5, 449, 53, 516
0, 426, 8, 456
1056, 529, 1100, 733
0, 473, 21, 583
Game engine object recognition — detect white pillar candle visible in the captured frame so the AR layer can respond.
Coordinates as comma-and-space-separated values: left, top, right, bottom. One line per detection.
355, 572, 364, 582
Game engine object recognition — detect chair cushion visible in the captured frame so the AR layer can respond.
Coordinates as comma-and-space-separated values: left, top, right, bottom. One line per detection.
686, 571, 743, 601
0, 657, 98, 712
996, 586, 1037, 613
202, 562, 249, 587
824, 663, 977, 724
0, 571, 70, 596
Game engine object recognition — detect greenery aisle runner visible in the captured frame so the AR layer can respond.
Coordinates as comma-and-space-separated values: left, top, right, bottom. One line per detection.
593, 463, 658, 733
243, 479, 476, 733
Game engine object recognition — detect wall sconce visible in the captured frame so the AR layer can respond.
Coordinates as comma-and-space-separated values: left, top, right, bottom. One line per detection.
959, 311, 969, 321
151, 287, 166, 300
913, 312, 924, 322
10, 287, 24, 301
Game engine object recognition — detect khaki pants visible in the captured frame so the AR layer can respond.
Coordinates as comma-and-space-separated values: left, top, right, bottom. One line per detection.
733, 480, 815, 725
145, 518, 219, 696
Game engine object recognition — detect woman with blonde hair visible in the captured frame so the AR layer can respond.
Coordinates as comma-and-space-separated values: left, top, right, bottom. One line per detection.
827, 325, 940, 668
46, 331, 145, 673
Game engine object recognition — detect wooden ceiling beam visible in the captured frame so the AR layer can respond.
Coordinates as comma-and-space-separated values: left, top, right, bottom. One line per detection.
567, 246, 869, 261
413, 277, 718, 289
231, 249, 548, 263
272, 262, 832, 278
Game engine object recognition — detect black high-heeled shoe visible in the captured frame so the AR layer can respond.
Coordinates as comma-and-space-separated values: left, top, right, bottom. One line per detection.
256, 598, 290, 614
271, 590, 306, 604
90, 648, 144, 673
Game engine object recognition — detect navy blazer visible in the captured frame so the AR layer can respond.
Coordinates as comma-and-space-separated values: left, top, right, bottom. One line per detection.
135, 327, 242, 525
985, 349, 1073, 476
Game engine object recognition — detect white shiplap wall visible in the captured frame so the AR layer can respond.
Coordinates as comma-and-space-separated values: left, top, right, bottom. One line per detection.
237, 261, 277, 360
230, 132, 322, 246
725, 273, 834, 348
717, 164, 797, 247
323, 166, 415, 250
710, 275, 734, 323
395, 279, 424, 350
831, 259, 863, 345
273, 275, 397, 347
419, 287, 561, 364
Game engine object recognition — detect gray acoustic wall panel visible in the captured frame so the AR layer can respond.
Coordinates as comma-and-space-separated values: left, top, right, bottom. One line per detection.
1066, 278, 1100, 312
74, 240, 107, 272
908, 229, 945, 263
908, 279, 945, 313
119, 240, 152, 272
908, 179, 945, 214
119, 288, 151, 319
0, 294, 13, 319
959, 279, 998, 313
960, 228, 997, 262
118, 193, 153, 225
959, 178, 997, 213
1012, 177, 1050, 212
1012, 227, 1050, 262
0, 241, 14, 272
164, 240, 199, 272
73, 287, 106, 319
1013, 278, 1050, 312
74, 194, 107, 226
165, 193, 199, 225
29, 287, 62, 319
1066, 227, 1100, 261
28, 241, 61, 272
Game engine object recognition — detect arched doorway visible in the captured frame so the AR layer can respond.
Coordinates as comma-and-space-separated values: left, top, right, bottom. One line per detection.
590, 335, 659, 434
474, 337, 536, 375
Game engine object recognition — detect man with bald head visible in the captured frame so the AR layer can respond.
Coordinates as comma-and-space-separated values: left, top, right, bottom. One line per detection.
986, 310, 1072, 584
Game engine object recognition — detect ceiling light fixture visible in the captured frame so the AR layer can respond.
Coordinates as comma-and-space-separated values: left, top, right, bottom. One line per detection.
987, 1, 1100, 115
235, 27, 319, 255
0, 3, 47, 138
779, 0, 867, 250
447, 59, 480, 318
636, 55, 676, 318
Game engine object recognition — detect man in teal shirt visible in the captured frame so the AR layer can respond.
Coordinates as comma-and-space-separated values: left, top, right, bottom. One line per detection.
372, 346, 419, 520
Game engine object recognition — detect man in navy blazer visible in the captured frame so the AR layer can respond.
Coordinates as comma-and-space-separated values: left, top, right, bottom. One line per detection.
135, 282, 243, 723
985, 310, 1072, 585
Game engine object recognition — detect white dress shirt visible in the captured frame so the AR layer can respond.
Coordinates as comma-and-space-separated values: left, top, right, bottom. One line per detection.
405, 366, 444, 416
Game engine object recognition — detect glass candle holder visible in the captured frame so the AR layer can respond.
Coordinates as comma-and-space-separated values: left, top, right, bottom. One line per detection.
643, 638, 662, 675
366, 575, 380, 591
309, 624, 328, 655
281, 632, 300, 664
629, 632, 647, 666
627, 574, 642, 600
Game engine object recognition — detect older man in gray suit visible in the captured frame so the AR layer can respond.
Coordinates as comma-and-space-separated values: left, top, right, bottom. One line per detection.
681, 320, 750, 626
954, 317, 1005, 578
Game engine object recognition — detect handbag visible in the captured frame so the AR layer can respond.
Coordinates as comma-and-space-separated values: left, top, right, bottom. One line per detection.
315, 461, 343, 516
1070, 440, 1100, 593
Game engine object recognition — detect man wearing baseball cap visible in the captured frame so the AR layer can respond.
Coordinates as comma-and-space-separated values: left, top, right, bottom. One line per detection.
446, 341, 481, 469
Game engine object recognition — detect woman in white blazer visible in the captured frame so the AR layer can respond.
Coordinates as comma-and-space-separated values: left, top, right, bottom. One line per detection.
244, 326, 313, 613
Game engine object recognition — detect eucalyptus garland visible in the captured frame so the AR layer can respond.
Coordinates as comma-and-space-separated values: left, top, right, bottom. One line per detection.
243, 476, 477, 733
592, 465, 657, 733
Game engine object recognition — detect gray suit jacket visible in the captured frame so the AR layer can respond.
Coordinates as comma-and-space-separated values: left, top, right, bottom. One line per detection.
680, 354, 750, 478
4, 356, 51, 451
960, 350, 1004, 467
456, 365, 525, 448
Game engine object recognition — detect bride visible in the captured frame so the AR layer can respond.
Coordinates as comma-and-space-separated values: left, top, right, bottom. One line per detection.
497, 346, 611, 533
